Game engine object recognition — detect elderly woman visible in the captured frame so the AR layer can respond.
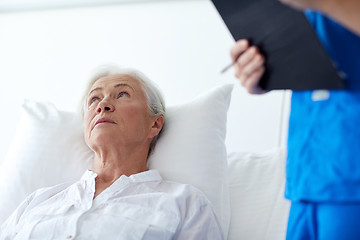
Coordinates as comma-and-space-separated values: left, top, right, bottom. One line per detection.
0, 67, 223, 240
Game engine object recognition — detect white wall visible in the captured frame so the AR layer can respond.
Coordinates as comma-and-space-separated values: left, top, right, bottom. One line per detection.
0, 0, 290, 165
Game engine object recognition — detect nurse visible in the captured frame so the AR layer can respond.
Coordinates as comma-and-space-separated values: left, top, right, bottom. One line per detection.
229, 0, 360, 239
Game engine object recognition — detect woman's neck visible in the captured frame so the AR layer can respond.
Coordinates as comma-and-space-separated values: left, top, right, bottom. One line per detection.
91, 145, 148, 199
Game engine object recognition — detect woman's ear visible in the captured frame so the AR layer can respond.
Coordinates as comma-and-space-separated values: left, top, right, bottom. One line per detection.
149, 115, 165, 138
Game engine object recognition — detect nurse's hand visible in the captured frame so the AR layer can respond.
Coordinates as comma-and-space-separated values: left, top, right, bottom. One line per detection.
230, 39, 266, 94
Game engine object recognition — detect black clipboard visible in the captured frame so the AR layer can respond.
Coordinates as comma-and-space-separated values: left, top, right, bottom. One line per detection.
211, 0, 344, 90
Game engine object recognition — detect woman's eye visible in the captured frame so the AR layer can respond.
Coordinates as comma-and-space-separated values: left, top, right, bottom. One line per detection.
118, 92, 130, 98
90, 97, 100, 104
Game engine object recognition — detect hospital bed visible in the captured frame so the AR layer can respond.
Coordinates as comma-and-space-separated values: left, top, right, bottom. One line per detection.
0, 0, 291, 239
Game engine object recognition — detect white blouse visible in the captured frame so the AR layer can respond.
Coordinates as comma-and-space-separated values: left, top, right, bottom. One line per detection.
0, 170, 223, 240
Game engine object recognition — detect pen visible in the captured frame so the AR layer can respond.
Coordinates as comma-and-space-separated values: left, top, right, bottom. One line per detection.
220, 52, 243, 74
220, 61, 235, 74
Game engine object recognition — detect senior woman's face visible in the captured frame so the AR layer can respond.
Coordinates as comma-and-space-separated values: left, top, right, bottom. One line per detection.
84, 74, 154, 151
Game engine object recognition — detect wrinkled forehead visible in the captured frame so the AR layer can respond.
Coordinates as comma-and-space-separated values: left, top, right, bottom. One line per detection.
89, 74, 143, 93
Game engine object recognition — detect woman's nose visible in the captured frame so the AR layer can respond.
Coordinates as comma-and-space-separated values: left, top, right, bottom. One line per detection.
96, 99, 115, 113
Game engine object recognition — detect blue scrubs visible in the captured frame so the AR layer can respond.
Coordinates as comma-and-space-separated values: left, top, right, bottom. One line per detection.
287, 201, 360, 240
285, 11, 360, 239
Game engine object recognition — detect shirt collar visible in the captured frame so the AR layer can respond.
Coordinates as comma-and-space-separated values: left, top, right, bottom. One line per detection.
80, 169, 163, 203
81, 169, 162, 182
81, 169, 98, 182
128, 169, 163, 182
80, 169, 163, 191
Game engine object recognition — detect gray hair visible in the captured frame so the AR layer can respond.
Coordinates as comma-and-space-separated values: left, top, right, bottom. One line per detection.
81, 65, 166, 155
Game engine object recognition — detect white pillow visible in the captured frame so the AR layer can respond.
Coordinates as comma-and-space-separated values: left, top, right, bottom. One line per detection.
227, 148, 290, 240
0, 84, 233, 238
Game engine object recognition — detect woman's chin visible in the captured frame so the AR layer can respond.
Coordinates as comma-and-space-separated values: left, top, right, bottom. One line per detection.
89, 131, 118, 148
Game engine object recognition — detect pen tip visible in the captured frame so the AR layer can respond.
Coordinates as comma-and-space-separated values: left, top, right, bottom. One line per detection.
220, 64, 232, 74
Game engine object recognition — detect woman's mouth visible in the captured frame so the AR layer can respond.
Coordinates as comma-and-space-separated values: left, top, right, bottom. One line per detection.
94, 118, 116, 127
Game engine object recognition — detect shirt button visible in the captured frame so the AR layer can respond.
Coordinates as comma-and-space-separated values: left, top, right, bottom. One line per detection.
66, 236, 72, 239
